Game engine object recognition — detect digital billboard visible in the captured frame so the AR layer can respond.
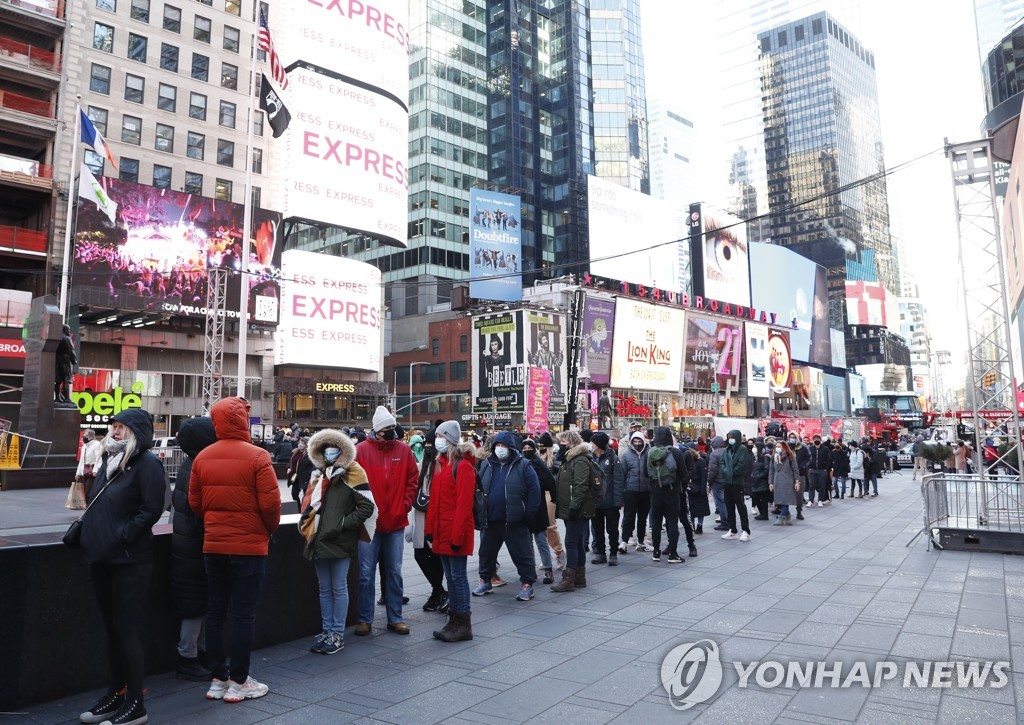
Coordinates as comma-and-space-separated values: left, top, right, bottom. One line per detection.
683, 314, 743, 391
768, 330, 793, 394
810, 264, 832, 365
749, 242, 817, 363
609, 299, 686, 392
469, 188, 522, 302
689, 205, 751, 307
277, 250, 382, 371
525, 310, 567, 413
745, 322, 770, 398
73, 179, 281, 322
845, 280, 900, 332
472, 310, 526, 412
587, 175, 684, 290
281, 67, 408, 247
580, 296, 615, 386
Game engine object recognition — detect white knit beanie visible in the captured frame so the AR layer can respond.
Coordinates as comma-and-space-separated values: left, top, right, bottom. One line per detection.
372, 405, 397, 431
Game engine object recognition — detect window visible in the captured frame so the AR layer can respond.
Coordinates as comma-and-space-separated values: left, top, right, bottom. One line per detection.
124, 74, 145, 103
84, 149, 104, 176
119, 158, 139, 183
450, 361, 467, 381
162, 4, 181, 31
184, 171, 203, 194
90, 64, 111, 94
187, 131, 205, 159
194, 16, 211, 43
160, 43, 178, 71
121, 115, 142, 144
253, 112, 264, 136
188, 92, 207, 120
220, 62, 237, 89
87, 106, 109, 135
217, 139, 234, 166
155, 123, 174, 152
127, 33, 147, 62
223, 26, 239, 53
214, 178, 232, 201
93, 23, 114, 52
251, 186, 261, 209
431, 337, 440, 356
96, 0, 115, 11
252, 147, 262, 173
191, 53, 208, 81
218, 101, 235, 128
459, 334, 468, 353
157, 83, 176, 112
224, 0, 240, 14
129, 0, 148, 20
153, 165, 172, 188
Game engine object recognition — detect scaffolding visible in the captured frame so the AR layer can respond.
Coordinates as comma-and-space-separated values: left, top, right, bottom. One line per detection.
201, 266, 227, 414
946, 139, 1024, 478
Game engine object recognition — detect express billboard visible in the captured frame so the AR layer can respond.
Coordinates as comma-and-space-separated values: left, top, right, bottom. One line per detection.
281, 67, 408, 247
682, 314, 743, 391
587, 175, 684, 290
472, 310, 526, 412
749, 242, 820, 364
689, 205, 752, 308
469, 188, 522, 302
609, 299, 686, 392
73, 178, 281, 323
276, 250, 382, 371
580, 296, 615, 385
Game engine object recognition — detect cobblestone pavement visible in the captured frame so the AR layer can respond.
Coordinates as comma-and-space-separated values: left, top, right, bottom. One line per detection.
11, 469, 1024, 724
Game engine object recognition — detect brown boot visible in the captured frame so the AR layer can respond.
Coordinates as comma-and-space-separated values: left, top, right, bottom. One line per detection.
550, 568, 576, 592
435, 612, 473, 642
574, 563, 587, 588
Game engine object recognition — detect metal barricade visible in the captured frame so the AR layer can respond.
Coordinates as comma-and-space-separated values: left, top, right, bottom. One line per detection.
918, 472, 1024, 552
156, 447, 186, 486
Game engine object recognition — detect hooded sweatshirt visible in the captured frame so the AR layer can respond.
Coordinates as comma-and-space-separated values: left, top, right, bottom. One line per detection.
718, 429, 751, 486
621, 431, 651, 493
479, 430, 540, 525
706, 435, 727, 486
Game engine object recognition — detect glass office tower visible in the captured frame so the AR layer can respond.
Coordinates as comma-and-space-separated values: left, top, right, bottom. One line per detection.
759, 12, 897, 328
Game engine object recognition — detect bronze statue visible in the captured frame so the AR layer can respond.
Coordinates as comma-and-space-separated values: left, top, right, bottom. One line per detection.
55, 324, 76, 404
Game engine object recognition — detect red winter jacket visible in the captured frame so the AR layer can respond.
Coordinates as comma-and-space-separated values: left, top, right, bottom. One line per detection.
425, 446, 477, 555
354, 437, 418, 533
188, 397, 281, 555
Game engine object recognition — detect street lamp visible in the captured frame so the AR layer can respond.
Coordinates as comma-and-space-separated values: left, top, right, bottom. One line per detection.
409, 361, 429, 427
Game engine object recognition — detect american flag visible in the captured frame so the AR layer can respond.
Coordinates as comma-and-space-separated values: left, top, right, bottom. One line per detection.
257, 11, 288, 90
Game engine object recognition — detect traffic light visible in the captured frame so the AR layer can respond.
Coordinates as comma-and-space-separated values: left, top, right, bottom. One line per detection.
982, 372, 997, 389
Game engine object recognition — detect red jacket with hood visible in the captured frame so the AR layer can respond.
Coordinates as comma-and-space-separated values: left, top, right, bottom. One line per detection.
355, 436, 419, 533
425, 444, 477, 555
188, 397, 281, 555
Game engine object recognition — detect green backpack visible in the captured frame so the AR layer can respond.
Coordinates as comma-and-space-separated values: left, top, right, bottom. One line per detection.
647, 446, 678, 489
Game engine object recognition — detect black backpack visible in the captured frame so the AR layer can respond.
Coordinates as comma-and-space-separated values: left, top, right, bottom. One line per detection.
453, 459, 488, 530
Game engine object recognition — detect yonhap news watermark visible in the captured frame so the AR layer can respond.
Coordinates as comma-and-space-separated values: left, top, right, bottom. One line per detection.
661, 639, 1010, 711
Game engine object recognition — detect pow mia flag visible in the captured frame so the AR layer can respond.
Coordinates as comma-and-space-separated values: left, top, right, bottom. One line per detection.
258, 73, 291, 138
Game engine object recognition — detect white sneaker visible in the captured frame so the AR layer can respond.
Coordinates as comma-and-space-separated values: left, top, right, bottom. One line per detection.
206, 678, 229, 700
739, 531, 750, 542
817, 502, 823, 508
224, 676, 269, 703
721, 532, 737, 540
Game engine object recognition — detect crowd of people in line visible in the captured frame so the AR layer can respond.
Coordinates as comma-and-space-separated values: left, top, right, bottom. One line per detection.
72, 400, 926, 725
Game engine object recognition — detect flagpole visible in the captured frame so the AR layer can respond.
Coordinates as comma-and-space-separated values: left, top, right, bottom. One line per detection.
236, 29, 260, 395
58, 95, 82, 319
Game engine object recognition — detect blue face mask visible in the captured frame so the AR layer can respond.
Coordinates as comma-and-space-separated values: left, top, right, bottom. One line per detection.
495, 446, 510, 461
324, 447, 341, 463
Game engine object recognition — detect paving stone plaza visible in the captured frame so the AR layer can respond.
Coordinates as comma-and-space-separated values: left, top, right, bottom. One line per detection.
11, 470, 1024, 724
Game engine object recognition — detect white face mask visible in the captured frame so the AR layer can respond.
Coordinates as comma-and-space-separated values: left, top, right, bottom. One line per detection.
435, 438, 448, 454
495, 445, 510, 460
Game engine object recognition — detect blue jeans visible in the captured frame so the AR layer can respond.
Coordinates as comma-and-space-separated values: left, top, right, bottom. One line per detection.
867, 472, 879, 495
204, 554, 266, 683
534, 531, 552, 569
439, 555, 470, 615
779, 504, 790, 517
833, 475, 847, 497
711, 483, 727, 522
564, 518, 587, 569
357, 529, 405, 625
313, 557, 351, 635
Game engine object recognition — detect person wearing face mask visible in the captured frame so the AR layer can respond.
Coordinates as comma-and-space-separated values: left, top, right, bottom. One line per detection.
806, 435, 831, 507
521, 438, 558, 583
619, 431, 652, 553
407, 432, 448, 613
301, 429, 375, 656
426, 420, 478, 642
353, 406, 420, 637
749, 439, 772, 520
589, 432, 625, 566
718, 429, 752, 542
706, 435, 730, 531
472, 431, 541, 601
408, 432, 425, 465
788, 434, 810, 520
533, 432, 566, 570
848, 441, 867, 498
75, 428, 103, 498
830, 440, 850, 499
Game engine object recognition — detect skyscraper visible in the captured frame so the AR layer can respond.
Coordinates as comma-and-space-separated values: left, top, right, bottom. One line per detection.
759, 11, 897, 329
975, 0, 1024, 61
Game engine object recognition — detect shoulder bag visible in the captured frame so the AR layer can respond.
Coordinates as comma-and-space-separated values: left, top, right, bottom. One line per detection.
62, 470, 120, 548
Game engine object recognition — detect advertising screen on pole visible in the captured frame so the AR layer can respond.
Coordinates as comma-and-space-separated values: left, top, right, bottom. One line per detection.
689, 206, 751, 307
587, 175, 684, 290
73, 178, 281, 323
525, 367, 551, 434
579, 296, 615, 386
525, 311, 567, 413
768, 330, 793, 394
281, 67, 408, 247
749, 242, 817, 363
745, 322, 770, 398
276, 250, 382, 371
472, 310, 526, 413
609, 299, 685, 392
683, 314, 743, 391
469, 188, 522, 302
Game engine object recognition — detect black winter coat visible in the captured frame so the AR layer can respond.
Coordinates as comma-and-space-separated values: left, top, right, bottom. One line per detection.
806, 443, 830, 470
749, 455, 770, 493
687, 452, 711, 518
830, 447, 850, 476
80, 409, 166, 566
171, 417, 218, 618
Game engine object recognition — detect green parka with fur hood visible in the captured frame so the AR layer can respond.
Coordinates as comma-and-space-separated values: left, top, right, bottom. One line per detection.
303, 429, 375, 561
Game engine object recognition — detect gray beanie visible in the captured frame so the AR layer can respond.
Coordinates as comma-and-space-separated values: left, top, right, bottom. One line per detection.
372, 405, 397, 431
436, 420, 461, 445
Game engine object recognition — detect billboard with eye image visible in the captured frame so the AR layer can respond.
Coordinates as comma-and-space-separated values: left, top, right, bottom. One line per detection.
689, 204, 751, 307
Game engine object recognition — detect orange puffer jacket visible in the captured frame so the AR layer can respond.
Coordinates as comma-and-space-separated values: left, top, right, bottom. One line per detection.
188, 397, 281, 555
